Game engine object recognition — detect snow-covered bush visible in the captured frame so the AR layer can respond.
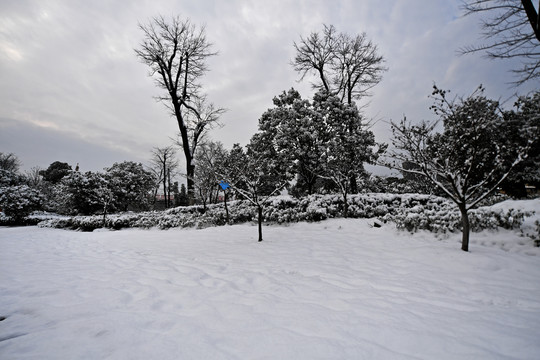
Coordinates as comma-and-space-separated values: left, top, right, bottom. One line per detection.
37, 193, 535, 239
0, 184, 45, 224
390, 203, 531, 234
520, 218, 540, 247
534, 221, 540, 247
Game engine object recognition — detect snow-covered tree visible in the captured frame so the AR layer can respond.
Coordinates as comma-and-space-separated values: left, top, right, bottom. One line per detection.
0, 168, 45, 223
0, 184, 45, 223
60, 171, 113, 216
499, 92, 540, 197
252, 89, 382, 199
256, 89, 324, 196
311, 91, 383, 217
293, 25, 387, 193
386, 86, 535, 252
219, 142, 293, 242
105, 161, 155, 212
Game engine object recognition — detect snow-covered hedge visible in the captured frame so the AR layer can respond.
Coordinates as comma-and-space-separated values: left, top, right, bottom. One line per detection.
37, 193, 535, 238
388, 203, 531, 233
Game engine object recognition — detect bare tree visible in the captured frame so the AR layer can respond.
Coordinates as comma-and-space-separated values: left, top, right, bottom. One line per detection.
150, 146, 179, 208
461, 0, 540, 85
0, 152, 22, 173
135, 15, 224, 204
293, 24, 387, 105
25, 166, 43, 188
173, 94, 225, 178
192, 141, 228, 211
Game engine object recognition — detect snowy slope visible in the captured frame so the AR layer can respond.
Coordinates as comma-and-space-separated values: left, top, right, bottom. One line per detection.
1, 217, 539, 359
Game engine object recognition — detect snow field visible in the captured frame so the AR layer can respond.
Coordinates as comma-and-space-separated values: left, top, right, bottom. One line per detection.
1, 218, 540, 359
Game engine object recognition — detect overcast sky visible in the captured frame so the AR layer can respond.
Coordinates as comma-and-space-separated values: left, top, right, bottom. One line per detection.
1, 0, 537, 176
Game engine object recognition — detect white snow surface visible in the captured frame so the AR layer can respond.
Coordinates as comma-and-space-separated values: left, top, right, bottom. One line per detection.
2, 202, 540, 359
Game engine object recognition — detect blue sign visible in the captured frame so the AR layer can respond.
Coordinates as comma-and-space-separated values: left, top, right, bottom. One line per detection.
219, 181, 230, 190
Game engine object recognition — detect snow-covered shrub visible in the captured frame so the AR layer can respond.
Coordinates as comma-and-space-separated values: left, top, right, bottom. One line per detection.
534, 221, 540, 247
36, 193, 535, 239
469, 208, 530, 231
519, 217, 540, 247
390, 202, 531, 234
0, 184, 45, 224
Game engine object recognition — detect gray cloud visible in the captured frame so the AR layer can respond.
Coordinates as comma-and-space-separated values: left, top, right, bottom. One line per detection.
0, 117, 154, 172
0, 0, 537, 174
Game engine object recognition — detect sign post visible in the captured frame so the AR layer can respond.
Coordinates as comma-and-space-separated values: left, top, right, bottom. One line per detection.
219, 181, 231, 224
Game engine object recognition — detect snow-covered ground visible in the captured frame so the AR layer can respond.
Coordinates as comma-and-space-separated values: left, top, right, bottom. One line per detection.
1, 203, 540, 359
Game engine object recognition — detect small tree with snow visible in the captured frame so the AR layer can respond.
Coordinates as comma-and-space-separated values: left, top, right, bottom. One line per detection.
220, 141, 293, 242
386, 86, 534, 251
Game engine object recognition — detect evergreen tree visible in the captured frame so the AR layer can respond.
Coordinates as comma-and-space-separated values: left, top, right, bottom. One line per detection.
499, 92, 540, 197
60, 171, 112, 215
177, 184, 189, 206
311, 90, 382, 217
105, 161, 155, 212
40, 161, 72, 184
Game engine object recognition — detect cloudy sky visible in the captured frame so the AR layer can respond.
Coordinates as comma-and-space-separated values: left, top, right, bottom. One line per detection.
0, 0, 537, 176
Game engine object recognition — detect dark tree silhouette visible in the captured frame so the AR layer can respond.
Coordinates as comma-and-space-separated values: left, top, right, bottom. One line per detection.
40, 161, 72, 184
293, 24, 386, 104
135, 15, 224, 204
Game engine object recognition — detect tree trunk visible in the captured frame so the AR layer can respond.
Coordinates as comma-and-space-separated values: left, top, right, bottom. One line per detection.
257, 205, 263, 242
522, 0, 540, 41
343, 191, 349, 218
349, 175, 358, 194
152, 186, 159, 208
167, 169, 171, 208
224, 191, 229, 224
187, 163, 195, 205
162, 167, 168, 208
458, 203, 470, 252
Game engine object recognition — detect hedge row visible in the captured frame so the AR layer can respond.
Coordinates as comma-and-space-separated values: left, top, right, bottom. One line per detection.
37, 193, 533, 235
